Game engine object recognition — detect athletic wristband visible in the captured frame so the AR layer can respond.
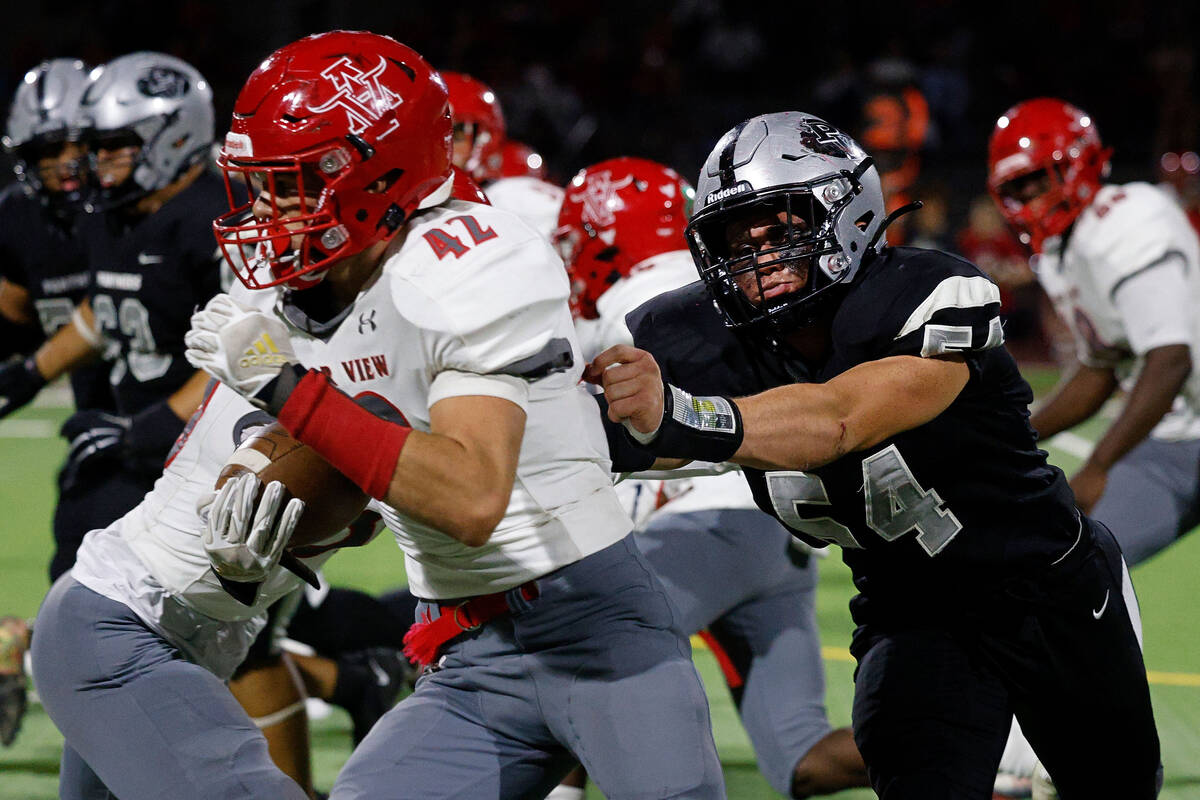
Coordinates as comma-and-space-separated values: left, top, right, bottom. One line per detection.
277, 368, 412, 499
624, 383, 744, 464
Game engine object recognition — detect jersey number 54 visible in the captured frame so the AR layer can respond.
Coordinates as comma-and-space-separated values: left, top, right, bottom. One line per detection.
766, 443, 962, 556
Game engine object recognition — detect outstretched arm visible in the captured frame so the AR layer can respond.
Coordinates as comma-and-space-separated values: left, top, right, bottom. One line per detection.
589, 343, 969, 471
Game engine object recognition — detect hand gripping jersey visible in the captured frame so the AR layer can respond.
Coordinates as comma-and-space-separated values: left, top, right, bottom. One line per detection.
76, 171, 228, 415
1035, 182, 1200, 440
70, 379, 351, 679
0, 184, 111, 409
576, 249, 762, 521
483, 176, 565, 241
627, 247, 1081, 626
243, 198, 631, 599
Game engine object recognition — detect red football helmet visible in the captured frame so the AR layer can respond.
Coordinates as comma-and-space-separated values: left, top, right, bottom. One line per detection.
988, 98, 1112, 253
442, 71, 506, 184
554, 157, 694, 319
450, 165, 490, 204
214, 31, 452, 290
495, 140, 547, 179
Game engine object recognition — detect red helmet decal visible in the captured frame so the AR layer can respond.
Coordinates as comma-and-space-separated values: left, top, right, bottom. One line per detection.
555, 157, 694, 319
212, 31, 452, 290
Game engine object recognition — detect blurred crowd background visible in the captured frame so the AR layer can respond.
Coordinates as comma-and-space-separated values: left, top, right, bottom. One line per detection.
4, 0, 1199, 363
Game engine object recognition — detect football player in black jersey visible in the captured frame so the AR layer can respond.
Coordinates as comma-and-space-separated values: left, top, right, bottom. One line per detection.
0, 58, 101, 749
0, 53, 222, 577
590, 112, 1160, 799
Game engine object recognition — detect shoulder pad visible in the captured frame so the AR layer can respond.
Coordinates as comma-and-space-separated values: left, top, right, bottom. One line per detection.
843, 247, 1004, 359
1072, 183, 1199, 299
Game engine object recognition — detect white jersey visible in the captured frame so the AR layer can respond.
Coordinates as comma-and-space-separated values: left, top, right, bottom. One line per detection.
1036, 182, 1200, 440
242, 198, 631, 599
484, 177, 565, 240
575, 250, 761, 522
71, 380, 345, 679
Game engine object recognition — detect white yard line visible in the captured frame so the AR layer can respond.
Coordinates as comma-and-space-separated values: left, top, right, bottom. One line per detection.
0, 419, 58, 438
1045, 431, 1094, 459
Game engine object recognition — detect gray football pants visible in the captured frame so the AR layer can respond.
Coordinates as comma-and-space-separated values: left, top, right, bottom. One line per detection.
331, 535, 725, 800
637, 508, 830, 797
1091, 436, 1200, 565
31, 575, 307, 800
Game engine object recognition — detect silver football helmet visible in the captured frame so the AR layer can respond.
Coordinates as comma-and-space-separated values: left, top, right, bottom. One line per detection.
3, 58, 90, 196
687, 111, 887, 331
76, 51, 213, 209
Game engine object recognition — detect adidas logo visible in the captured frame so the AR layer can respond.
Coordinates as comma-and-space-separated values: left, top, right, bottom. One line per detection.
239, 333, 291, 369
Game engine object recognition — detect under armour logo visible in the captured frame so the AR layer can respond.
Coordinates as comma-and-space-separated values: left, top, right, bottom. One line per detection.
309, 56, 404, 139
568, 170, 635, 228
358, 309, 377, 334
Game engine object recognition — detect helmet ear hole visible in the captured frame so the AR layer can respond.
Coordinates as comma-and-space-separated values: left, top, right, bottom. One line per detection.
368, 168, 405, 194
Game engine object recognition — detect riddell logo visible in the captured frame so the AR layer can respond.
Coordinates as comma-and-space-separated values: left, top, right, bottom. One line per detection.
705, 181, 751, 205
239, 333, 290, 369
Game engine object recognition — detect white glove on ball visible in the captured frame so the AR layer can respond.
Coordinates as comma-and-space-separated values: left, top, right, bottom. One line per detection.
201, 472, 305, 583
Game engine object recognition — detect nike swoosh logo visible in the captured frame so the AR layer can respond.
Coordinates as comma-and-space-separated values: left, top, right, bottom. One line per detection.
137, 253, 164, 265
368, 658, 390, 687
1093, 589, 1110, 619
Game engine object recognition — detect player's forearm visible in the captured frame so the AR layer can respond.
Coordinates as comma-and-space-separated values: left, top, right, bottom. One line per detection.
385, 430, 520, 547
1085, 344, 1191, 471
733, 384, 852, 471
1029, 362, 1118, 440
32, 305, 101, 380
166, 369, 214, 421
272, 367, 521, 547
0, 278, 34, 326
732, 355, 969, 471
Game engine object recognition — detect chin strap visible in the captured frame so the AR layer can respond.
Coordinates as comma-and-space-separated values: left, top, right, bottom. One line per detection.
866, 200, 924, 252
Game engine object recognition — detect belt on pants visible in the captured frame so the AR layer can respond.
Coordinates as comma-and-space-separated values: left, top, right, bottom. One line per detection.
402, 581, 540, 667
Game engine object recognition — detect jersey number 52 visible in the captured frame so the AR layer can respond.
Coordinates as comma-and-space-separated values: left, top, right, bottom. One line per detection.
766, 444, 962, 556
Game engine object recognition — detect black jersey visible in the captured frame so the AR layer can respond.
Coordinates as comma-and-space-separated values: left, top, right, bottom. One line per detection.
76, 172, 226, 415
0, 184, 112, 410
627, 246, 1080, 625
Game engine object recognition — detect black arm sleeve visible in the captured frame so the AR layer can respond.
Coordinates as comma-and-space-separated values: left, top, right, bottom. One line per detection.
592, 392, 657, 473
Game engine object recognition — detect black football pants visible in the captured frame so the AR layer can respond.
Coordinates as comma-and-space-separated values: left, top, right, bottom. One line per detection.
851, 520, 1161, 800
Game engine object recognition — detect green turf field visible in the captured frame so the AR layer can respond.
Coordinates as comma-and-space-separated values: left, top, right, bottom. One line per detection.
1, 368, 1197, 798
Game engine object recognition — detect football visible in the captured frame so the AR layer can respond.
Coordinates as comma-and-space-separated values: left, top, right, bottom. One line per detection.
216, 422, 370, 549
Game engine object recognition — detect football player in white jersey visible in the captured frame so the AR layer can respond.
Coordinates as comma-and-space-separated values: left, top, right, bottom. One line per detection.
988, 97, 1189, 797
32, 373, 343, 800
185, 31, 724, 800
442, 70, 564, 237
990, 99, 1200, 564
552, 157, 869, 799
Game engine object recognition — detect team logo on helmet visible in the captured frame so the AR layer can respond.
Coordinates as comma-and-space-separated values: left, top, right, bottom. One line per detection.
137, 67, 190, 98
568, 170, 634, 228
309, 56, 407, 139
795, 118, 860, 159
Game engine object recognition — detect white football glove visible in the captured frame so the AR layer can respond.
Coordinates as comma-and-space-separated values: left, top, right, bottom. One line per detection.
201, 472, 305, 584
184, 293, 296, 401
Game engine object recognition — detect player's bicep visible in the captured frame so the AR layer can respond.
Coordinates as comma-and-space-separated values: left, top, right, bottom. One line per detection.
427, 393, 526, 481
831, 354, 970, 450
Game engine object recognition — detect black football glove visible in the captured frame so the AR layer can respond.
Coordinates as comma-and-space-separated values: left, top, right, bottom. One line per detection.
0, 357, 46, 419
58, 400, 186, 491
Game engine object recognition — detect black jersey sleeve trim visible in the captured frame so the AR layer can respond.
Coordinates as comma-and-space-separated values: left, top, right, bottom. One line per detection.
593, 392, 657, 473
